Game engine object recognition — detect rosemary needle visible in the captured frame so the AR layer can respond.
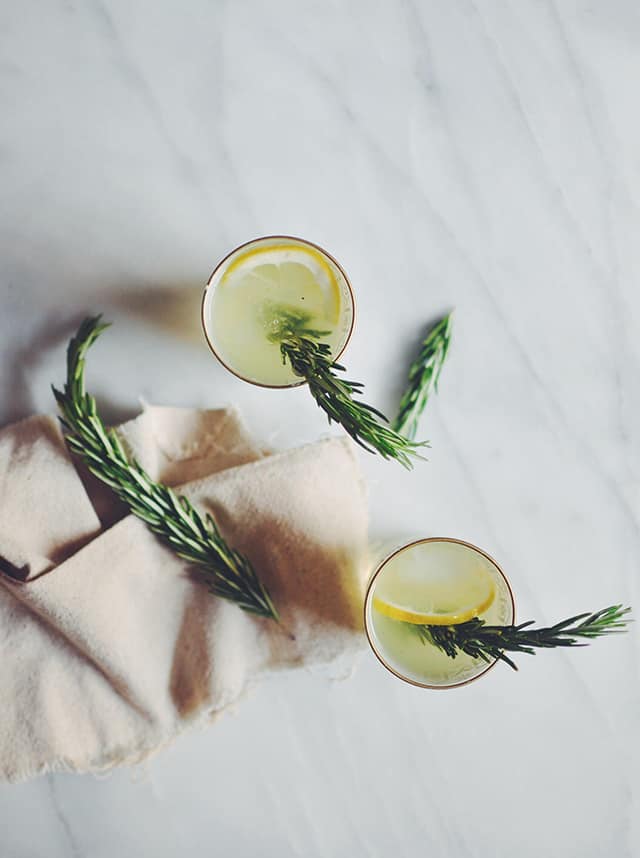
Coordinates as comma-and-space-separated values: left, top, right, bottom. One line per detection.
393, 312, 452, 440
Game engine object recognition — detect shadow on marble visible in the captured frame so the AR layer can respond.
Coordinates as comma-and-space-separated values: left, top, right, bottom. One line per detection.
1, 281, 211, 429
103, 283, 207, 349
2, 312, 89, 426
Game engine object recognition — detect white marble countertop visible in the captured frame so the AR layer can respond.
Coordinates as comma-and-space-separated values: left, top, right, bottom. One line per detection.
1, 2, 638, 855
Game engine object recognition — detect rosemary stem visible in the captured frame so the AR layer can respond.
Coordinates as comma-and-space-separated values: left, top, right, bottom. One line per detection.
412, 605, 631, 671
53, 316, 278, 621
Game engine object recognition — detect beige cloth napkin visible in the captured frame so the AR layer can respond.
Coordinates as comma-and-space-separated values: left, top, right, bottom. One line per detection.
0, 406, 368, 783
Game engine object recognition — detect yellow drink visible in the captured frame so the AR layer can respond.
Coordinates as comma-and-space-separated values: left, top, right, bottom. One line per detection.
202, 236, 354, 387
365, 538, 514, 688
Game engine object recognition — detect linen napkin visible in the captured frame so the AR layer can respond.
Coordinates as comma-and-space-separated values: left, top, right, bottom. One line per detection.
0, 406, 368, 783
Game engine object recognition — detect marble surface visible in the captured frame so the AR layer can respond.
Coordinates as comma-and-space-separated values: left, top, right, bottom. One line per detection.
1, 1, 639, 855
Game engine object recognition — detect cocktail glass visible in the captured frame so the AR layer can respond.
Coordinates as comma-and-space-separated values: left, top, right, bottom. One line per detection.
201, 235, 355, 388
364, 537, 515, 689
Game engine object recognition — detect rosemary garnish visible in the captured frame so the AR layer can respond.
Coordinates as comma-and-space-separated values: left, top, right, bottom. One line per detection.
268, 305, 427, 469
413, 605, 631, 671
53, 316, 278, 621
393, 312, 452, 440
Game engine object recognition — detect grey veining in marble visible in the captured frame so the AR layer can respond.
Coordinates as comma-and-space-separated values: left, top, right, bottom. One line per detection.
0, 1, 638, 856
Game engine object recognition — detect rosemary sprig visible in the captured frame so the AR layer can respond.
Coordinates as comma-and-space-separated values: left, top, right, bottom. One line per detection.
267, 305, 427, 469
393, 312, 452, 440
413, 605, 631, 670
52, 316, 278, 621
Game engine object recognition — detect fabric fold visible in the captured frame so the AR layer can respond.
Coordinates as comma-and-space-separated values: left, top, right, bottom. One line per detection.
0, 415, 102, 581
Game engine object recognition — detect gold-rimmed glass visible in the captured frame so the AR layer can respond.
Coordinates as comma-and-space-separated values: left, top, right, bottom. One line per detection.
364, 537, 515, 689
201, 235, 355, 389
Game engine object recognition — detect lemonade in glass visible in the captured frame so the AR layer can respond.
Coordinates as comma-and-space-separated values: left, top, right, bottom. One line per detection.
202, 236, 354, 388
364, 538, 515, 689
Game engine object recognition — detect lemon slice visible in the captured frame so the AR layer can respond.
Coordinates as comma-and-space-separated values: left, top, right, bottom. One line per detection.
221, 242, 341, 326
373, 560, 496, 626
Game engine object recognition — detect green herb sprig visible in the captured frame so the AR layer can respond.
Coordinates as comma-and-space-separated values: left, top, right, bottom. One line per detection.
413, 605, 631, 670
393, 312, 452, 440
53, 316, 278, 621
267, 305, 427, 469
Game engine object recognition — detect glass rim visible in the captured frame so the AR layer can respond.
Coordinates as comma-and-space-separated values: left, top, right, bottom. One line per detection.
363, 536, 516, 690
201, 234, 356, 390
